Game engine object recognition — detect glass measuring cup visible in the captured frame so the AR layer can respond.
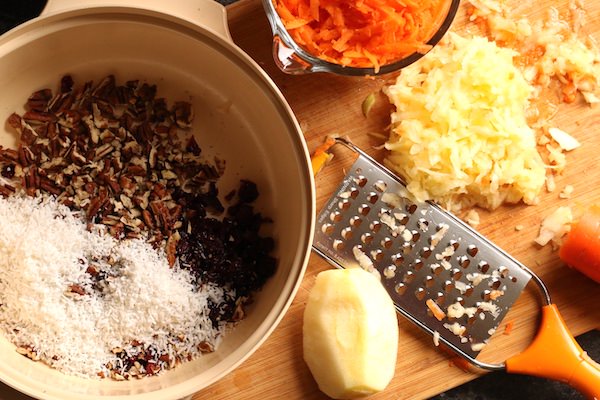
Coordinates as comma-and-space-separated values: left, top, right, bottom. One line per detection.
261, 0, 461, 76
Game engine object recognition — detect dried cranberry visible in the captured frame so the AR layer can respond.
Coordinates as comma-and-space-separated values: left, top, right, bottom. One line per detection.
176, 179, 276, 325
238, 180, 259, 203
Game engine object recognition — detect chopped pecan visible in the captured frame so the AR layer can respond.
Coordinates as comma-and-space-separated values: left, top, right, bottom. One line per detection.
0, 185, 13, 197
7, 113, 22, 130
0, 148, 19, 162
27, 89, 53, 111
197, 341, 214, 353
23, 110, 56, 124
166, 233, 179, 267
68, 284, 86, 296
172, 101, 193, 129
39, 177, 61, 195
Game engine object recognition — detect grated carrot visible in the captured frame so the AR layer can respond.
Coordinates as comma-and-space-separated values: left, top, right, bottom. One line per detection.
426, 298, 446, 321
310, 136, 336, 176
275, 0, 451, 72
489, 290, 505, 301
503, 321, 514, 336
449, 356, 471, 372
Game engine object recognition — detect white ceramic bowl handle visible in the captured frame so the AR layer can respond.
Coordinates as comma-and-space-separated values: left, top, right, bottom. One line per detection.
41, 0, 232, 41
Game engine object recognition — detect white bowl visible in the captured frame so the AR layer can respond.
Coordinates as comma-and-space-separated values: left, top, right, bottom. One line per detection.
0, 1, 315, 399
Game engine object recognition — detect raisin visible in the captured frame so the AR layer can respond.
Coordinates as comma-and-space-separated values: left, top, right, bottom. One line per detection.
1, 164, 15, 179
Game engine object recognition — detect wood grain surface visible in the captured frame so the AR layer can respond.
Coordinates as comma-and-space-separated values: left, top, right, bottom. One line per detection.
194, 0, 600, 399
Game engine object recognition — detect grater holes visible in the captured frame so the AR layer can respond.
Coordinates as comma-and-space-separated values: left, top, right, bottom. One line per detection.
361, 232, 374, 245
383, 265, 397, 279
338, 187, 360, 200
449, 240, 460, 250
333, 239, 345, 251
403, 271, 415, 284
411, 230, 421, 243
509, 275, 518, 283
373, 180, 387, 192
489, 278, 502, 290
367, 192, 379, 204
498, 266, 509, 278
330, 211, 343, 222
444, 280, 455, 293
481, 290, 491, 301
467, 313, 479, 326
424, 275, 435, 288
395, 212, 409, 225
391, 253, 404, 266
341, 227, 353, 240
458, 255, 470, 268
349, 216, 362, 228
435, 292, 446, 306
466, 244, 479, 257
395, 282, 407, 295
420, 247, 432, 259
451, 268, 463, 281
338, 199, 351, 210
415, 287, 426, 301
436, 245, 455, 262
371, 249, 384, 262
321, 223, 334, 235
402, 242, 413, 255
381, 237, 393, 249
378, 207, 390, 217
463, 285, 474, 298
358, 204, 371, 216
477, 261, 490, 273
430, 263, 444, 276
369, 220, 381, 233
406, 203, 418, 214
354, 175, 368, 187
417, 218, 429, 232
413, 259, 424, 271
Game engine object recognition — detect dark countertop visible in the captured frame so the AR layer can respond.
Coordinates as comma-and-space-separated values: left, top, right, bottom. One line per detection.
0, 1, 598, 399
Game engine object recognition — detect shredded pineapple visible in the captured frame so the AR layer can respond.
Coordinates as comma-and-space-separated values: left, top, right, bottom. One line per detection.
467, 0, 600, 105
384, 33, 546, 212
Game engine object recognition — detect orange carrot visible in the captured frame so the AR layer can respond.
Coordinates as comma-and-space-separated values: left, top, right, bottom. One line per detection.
426, 298, 446, 321
559, 205, 600, 284
503, 321, 514, 335
275, 0, 451, 72
449, 356, 471, 372
310, 136, 336, 176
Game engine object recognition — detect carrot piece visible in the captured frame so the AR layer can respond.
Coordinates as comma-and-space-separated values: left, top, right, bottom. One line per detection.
503, 321, 514, 336
274, 0, 452, 71
449, 356, 471, 372
489, 289, 505, 301
310, 136, 336, 176
309, 0, 320, 21
426, 298, 446, 321
559, 205, 600, 283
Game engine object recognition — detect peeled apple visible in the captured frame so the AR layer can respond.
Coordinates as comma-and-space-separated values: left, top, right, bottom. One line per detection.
303, 268, 399, 399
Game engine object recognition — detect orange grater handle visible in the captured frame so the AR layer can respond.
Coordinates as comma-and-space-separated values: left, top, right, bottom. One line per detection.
506, 304, 600, 399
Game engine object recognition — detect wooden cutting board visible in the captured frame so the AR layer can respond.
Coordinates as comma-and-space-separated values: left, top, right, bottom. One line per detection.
194, 0, 600, 399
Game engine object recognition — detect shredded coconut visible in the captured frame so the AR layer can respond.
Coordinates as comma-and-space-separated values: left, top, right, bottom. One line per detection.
0, 196, 231, 378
